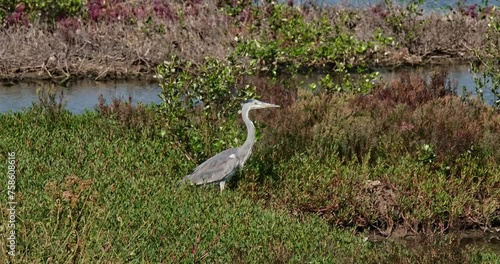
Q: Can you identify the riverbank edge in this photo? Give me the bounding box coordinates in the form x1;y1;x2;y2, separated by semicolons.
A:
0;57;476;83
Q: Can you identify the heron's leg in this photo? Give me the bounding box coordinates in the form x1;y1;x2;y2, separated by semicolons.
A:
219;181;225;192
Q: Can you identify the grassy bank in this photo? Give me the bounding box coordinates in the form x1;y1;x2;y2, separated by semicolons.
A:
0;0;498;81
0;72;499;262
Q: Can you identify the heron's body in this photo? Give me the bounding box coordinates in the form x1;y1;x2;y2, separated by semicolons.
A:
182;99;279;191
183;148;240;190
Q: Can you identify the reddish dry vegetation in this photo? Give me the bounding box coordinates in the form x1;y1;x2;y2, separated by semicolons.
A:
353;72;499;163
249;72;499;235
96;94;155;130
265;71;499;165
0;1;496;81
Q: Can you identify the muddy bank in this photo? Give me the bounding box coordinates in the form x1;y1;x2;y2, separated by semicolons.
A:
0;1;494;82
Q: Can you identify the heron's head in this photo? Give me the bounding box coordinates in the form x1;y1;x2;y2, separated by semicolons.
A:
242;99;280;110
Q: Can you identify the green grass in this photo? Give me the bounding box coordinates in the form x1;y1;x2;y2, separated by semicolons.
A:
0;110;360;263
0;106;497;263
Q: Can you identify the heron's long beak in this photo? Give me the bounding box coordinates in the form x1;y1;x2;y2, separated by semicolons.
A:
262;102;280;108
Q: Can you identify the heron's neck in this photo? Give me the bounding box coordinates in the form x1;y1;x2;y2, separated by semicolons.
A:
241;107;255;151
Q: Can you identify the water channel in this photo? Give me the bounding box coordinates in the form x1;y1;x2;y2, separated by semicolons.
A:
0;64;496;114
0;78;162;114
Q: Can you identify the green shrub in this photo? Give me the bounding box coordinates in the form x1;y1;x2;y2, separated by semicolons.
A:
470;5;500;109
155;55;256;163
232;3;377;75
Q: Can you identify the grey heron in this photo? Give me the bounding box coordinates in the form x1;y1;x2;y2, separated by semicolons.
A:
182;99;280;191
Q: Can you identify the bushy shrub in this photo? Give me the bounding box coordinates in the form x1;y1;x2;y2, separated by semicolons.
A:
155;56;257;163
232;2;381;76
96;94;155;133
32;85;67;123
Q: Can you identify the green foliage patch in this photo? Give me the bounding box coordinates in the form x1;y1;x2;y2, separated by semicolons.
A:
231;2;385;80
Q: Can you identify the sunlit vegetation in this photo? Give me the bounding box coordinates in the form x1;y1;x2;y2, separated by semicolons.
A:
1;0;499;262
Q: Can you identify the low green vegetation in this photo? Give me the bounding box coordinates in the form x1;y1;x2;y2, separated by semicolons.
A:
0;0;84;24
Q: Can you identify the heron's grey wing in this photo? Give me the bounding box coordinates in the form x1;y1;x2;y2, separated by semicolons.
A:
185;148;240;185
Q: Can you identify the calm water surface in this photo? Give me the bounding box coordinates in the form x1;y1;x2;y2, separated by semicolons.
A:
0;79;162;114
300;64;497;105
0;64;497;114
